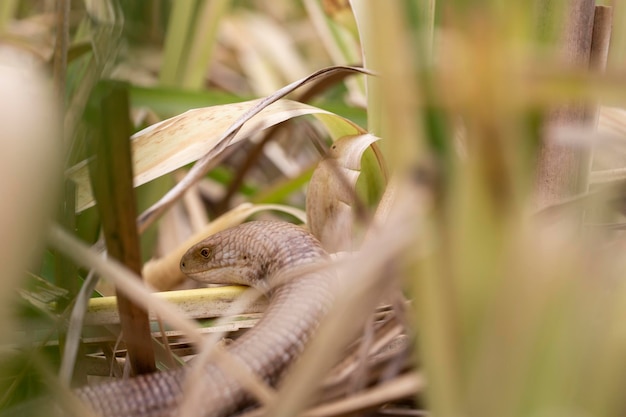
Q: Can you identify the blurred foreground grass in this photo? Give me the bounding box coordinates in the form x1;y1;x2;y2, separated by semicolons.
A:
2;1;626;416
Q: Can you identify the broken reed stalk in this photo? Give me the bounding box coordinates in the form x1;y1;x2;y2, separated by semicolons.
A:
534;1;612;209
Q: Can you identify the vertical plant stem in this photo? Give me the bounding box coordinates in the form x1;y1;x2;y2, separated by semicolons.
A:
304;0;366;100
583;5;613;227
350;0;382;136
160;0;197;86
89;81;156;375
586;6;613;165
181;0;231;89
534;0;597;209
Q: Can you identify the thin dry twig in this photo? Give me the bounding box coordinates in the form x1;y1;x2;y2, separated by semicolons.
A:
48;224;204;344
322;321;408;399
241;372;424;417
302;372;425;417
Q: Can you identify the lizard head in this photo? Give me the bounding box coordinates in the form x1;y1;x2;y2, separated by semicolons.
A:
179;221;325;294
180;234;271;293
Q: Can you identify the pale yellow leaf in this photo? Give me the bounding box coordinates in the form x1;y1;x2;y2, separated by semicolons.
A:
86;286;267;326
67;98;361;212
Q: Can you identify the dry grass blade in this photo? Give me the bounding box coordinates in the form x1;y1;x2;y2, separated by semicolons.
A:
302;372;424;417
59;269;98;384
321;320;410;402
534;0;605;209
180;0;231;89
47;224;204;347
68;98;346;212
222;12;310;94
136;65;373;232
302;0;365;104
239;373;424;417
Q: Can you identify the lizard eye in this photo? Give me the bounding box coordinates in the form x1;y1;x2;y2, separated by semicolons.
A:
199;247;212;259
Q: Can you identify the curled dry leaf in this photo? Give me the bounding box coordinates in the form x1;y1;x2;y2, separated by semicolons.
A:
306;133;382;252
67;98;362;212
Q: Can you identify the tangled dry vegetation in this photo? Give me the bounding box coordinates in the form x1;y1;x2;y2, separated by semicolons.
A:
2;1;626;416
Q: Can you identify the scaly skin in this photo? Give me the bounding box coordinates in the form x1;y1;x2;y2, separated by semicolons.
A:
75;221;335;417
